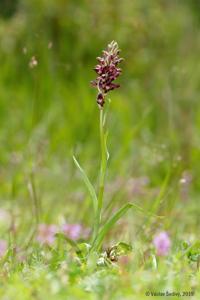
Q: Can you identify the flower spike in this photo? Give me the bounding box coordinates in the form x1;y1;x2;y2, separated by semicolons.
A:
91;41;123;108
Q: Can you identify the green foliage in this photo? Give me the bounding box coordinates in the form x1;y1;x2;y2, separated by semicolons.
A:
73;155;98;214
0;0;200;299
183;241;200;263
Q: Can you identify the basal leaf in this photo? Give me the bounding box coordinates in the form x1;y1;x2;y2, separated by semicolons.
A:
73;155;98;214
92;202;162;252
56;233;80;251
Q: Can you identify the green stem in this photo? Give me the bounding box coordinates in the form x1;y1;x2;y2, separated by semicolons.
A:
98;109;107;211
29;172;40;225
92;108;107;243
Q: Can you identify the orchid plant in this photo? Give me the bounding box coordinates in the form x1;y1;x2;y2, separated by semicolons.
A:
73;41;152;263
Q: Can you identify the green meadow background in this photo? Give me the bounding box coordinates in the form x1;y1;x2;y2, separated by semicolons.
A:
0;0;200;299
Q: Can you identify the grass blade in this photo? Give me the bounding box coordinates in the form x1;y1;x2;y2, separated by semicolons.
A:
136;169;171;238
150;167;171;213
73;155;98;214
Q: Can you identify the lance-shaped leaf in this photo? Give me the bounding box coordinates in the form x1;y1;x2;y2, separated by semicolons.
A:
92;202;162;251
73;155;98;214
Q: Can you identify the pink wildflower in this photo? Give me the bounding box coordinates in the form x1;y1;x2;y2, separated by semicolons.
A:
153;231;171;256
36;224;58;246
0;240;7;258
61;223;90;240
61;223;82;240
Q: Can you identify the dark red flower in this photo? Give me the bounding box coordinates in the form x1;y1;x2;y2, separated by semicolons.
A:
91;41;123;108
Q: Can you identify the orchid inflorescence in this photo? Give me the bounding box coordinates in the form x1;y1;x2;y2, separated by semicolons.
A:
91;41;123;108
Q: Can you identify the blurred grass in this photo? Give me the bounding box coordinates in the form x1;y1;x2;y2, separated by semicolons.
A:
0;1;199;231
0;1;200;299
0;1;199;204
